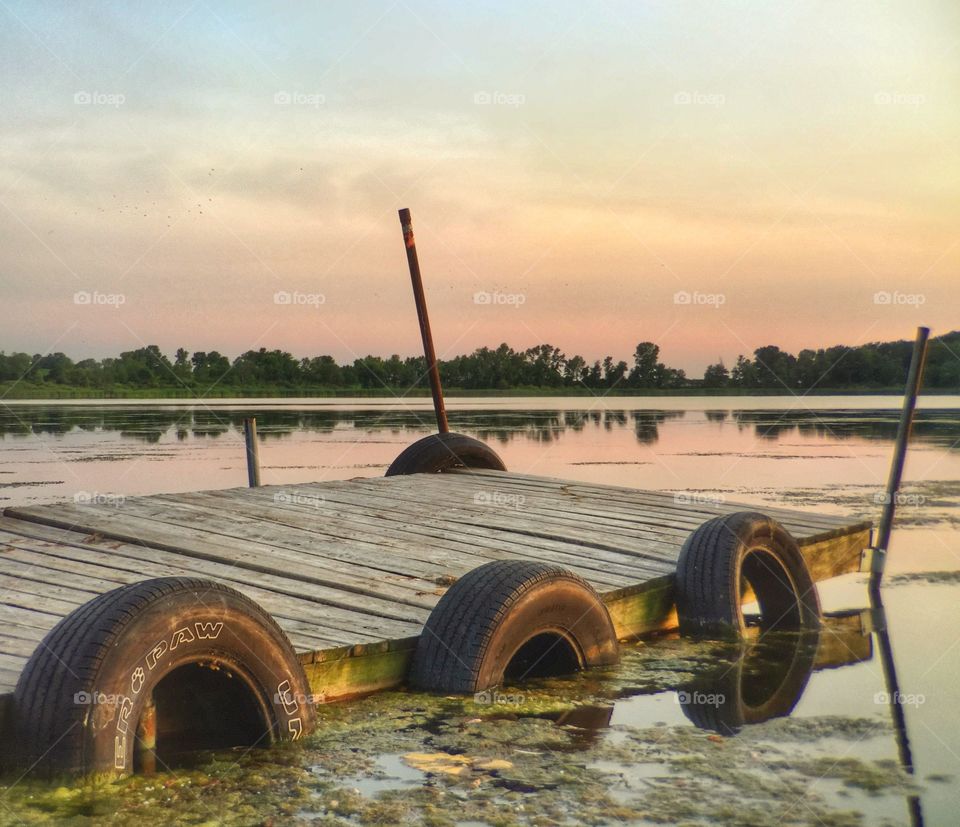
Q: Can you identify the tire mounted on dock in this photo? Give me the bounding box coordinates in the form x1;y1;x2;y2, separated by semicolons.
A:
675;511;821;637
385;432;506;476
13;577;314;777
410;560;619;693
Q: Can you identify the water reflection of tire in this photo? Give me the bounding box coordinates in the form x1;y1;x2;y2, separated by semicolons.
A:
680;630;820;735
675;512;821;637
409;560;619;693
14;578;314;777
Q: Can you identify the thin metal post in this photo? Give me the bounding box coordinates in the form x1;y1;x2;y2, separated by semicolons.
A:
870;326;930;594
244;417;261;487
398;208;449;434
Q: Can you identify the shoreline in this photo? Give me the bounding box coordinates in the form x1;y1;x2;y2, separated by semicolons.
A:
3;385;959;402
2;393;959;411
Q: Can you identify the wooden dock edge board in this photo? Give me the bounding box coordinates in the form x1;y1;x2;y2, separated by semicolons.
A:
295;525;872;702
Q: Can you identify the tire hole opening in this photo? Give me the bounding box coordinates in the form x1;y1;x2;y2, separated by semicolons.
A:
504;633;581;683
137;662;269;771
742;550;802;631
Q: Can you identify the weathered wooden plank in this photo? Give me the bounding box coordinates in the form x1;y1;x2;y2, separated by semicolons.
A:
289;482;682;570
602;576;677;640
199;489;656;586
302;639;418;702
419;472;858;538
175;491;637;589
145;494;467;585
437;470;864;534
0;653;27;677
308;474;843;565
322;477;711;543
0;635;45;659
0;669;21;695
0;604;62;632
801;528;870;581
0;531;426;645
2;519;423;615
0;570;101;602
0;572;342;653
3;506;436;617
15;496;445;596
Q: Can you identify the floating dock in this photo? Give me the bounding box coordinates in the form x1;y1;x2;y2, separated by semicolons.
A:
0;468;870;713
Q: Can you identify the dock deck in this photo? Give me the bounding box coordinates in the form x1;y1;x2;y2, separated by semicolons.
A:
0;469;871;703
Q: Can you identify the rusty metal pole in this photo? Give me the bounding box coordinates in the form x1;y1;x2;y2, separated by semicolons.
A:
869;326;930;596
398;208;449;433
244;417;261;487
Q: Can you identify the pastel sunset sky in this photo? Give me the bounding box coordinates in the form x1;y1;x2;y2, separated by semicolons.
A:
1;1;957;375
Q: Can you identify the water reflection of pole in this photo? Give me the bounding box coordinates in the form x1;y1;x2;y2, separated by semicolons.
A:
871;596;924;826
868;326;930;827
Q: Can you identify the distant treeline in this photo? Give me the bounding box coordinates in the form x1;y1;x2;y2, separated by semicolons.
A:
1;332;958;394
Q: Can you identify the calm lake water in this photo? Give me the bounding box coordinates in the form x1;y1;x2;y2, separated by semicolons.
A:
1;396;959;826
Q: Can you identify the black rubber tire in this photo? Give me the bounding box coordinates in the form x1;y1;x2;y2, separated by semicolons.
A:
13;577;315;778
385;432;506;476
409;560;619;693
680;630;819;735
675;511;821;637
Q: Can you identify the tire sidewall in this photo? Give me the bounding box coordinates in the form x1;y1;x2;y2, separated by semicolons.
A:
476;579;618;690
734;520;820;631
74;593;312;774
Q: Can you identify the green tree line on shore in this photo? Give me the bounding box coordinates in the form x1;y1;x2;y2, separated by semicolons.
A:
1;332;958;393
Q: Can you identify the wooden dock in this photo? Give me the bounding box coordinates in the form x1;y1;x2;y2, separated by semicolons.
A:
0;469;870;711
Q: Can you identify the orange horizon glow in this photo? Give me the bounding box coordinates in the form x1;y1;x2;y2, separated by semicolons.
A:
1;2;957;376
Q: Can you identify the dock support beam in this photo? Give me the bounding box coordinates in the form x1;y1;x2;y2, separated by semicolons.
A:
398;208;449;434
869;326;930;596
244;417;261;488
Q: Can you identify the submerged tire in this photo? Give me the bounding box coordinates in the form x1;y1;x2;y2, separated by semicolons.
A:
680;630;819;735
675;512;821;637
385;432;506;476
14;577;314;778
410;560;619;693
